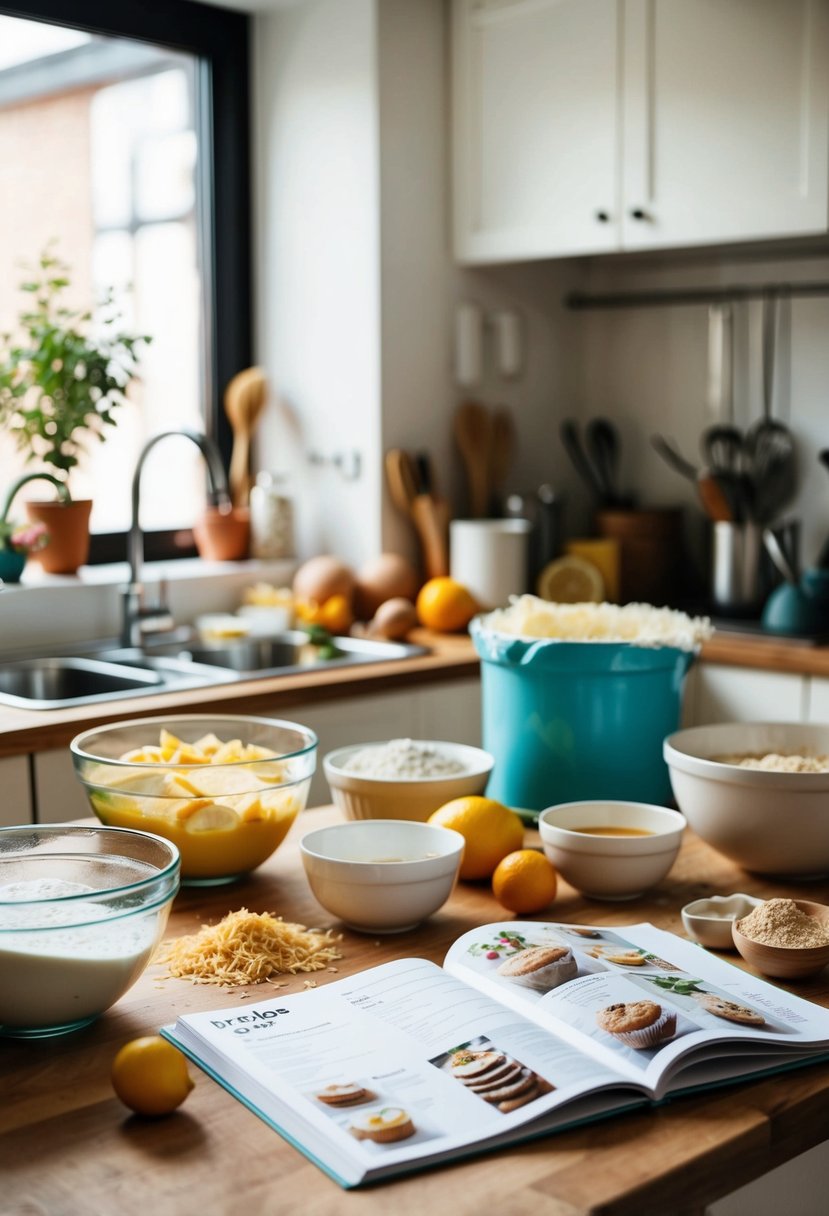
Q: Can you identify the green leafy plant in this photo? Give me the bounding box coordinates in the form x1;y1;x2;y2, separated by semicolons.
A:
0;248;150;484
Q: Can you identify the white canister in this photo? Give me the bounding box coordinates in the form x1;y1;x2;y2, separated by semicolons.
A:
249;472;295;559
449;518;531;609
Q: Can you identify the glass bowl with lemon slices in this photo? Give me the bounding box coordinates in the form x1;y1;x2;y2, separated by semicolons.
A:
70;714;317;885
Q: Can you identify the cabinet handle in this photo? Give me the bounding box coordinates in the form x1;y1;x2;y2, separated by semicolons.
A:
629;207;651;221
595;210;610;223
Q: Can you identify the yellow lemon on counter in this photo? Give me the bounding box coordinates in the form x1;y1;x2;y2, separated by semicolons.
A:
295;594;354;634
492;849;558;914
536;555;604;604
111;1036;194;1117
428;795;523;880
416;577;478;632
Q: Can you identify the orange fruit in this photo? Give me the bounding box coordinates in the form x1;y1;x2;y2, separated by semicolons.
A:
416;577;478;632
536;555;604;604
111;1036;194;1117
428;795;523;880
492;849;558;914
295;594;354;634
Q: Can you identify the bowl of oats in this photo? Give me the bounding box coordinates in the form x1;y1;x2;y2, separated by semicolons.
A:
664;722;829;876
323;738;494;822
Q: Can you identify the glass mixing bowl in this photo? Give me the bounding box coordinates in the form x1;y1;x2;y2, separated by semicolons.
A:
0;824;179;1038
70;714;318;884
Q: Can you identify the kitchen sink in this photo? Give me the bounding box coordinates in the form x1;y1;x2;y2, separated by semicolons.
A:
0;654;235;710
130;630;429;677
0;631;428;710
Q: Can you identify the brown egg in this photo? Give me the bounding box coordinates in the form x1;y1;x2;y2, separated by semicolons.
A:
366;597;419;640
292;555;356;607
354;553;420;619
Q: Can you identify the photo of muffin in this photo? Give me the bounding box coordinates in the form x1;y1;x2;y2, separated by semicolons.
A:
315;1082;374;1108
497;945;577;992
349;1106;416;1144
695;994;766;1026
596;1000;678;1050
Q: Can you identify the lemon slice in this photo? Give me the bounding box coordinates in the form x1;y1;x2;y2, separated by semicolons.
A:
536;555;605;604
177;802;240;833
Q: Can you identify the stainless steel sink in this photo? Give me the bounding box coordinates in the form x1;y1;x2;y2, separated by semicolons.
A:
0;654;235;710
138;630;428;677
0;631;427;709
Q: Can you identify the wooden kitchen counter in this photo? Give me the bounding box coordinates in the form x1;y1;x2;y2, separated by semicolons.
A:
4;807;828;1216
3;624;829;760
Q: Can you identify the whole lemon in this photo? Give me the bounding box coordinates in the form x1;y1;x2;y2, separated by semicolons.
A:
492;849;558;914
111;1035;195;1117
416;577;478;632
429;795;523;880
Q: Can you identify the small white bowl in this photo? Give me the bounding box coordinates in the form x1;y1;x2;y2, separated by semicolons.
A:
538;801;686;901
299;819;465;933
681;893;762;950
322;741;494;823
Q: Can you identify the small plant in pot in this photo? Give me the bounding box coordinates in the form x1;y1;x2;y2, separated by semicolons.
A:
0;249;150;573
0;472;69;584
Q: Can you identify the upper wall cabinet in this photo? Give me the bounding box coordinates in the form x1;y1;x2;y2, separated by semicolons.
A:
452;0;829;263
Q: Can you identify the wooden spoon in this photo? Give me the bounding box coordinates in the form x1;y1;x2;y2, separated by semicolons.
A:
454;401;493;517
489;406;515;513
225;367;268;507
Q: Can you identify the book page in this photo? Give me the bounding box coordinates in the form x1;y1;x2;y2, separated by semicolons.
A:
165;958;639;1184
445;922;829;1095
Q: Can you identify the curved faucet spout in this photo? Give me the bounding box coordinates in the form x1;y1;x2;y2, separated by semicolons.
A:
123;428;231;646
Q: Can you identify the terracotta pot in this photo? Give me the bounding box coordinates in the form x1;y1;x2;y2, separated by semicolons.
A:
24;499;92;574
193;506;250;561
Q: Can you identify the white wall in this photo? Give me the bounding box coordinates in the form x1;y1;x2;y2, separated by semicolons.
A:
252;0;382;565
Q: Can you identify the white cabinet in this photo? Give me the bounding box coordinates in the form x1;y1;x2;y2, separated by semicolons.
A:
806;676;829;721
691;664;806;725
0;756;33;826
453;0;829;262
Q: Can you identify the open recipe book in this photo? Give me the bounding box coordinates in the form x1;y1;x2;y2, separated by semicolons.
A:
162;920;829;1188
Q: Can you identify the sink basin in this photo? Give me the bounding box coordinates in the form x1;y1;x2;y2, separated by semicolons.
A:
142;630;428;676
0;632;427;710
0;654;234;710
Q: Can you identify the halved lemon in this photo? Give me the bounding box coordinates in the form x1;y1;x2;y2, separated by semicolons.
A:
536;555;605;604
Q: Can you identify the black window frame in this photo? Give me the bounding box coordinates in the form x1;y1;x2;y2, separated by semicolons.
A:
0;0;252;563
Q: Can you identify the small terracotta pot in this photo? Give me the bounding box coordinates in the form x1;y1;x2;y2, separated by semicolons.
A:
193;506;250;561
24;499;92;574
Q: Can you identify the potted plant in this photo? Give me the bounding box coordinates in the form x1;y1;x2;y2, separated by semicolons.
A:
0;249;150;573
0;472;69;583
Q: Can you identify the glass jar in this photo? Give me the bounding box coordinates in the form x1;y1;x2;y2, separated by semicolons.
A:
249;472;295;559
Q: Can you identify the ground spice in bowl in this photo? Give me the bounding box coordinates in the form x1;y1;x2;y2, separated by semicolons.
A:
736;899;829;949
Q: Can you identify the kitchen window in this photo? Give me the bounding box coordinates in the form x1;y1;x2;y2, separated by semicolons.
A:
0;0;251;563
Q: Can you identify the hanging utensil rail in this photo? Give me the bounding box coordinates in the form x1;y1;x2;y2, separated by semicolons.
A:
566;281;829;310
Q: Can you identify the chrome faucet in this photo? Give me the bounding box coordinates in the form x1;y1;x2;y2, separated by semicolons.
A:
121;428;231;647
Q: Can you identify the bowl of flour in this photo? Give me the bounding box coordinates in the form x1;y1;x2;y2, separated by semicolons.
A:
323;738;494;822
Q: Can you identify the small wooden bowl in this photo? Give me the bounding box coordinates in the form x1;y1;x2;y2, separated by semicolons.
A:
732;900;829;980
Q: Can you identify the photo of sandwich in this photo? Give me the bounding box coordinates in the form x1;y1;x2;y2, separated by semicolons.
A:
314;1082;375;1108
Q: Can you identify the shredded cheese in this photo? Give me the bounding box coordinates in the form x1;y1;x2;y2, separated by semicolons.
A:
155;907;343;986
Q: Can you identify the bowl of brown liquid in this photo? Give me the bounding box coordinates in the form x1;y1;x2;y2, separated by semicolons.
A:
538;801;686;901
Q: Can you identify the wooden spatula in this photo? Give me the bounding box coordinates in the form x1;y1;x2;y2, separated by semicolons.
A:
224;367;268;507
454;401;493;517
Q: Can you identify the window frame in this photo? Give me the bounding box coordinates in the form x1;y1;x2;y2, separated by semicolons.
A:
0;0;252;563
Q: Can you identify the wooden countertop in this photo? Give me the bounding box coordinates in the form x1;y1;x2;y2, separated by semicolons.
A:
4;807;828;1216
3;626;829;759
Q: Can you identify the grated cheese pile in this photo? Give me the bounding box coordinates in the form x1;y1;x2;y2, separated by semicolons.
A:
155;907;343;986
480;596;712;652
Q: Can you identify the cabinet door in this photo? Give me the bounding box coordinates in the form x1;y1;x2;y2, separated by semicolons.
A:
622;0;829;250
806;676;829;721
35;749;94;824
692;664;806;725
0;756;33;826
453;0;620;261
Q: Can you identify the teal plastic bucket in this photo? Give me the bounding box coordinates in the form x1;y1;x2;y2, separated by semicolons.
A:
470;618;695;811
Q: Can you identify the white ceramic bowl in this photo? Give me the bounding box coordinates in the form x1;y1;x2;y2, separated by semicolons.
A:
538;801;686;901
322;741;494;823
664;722;829;876
680;893;762;950
299;819;465;932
